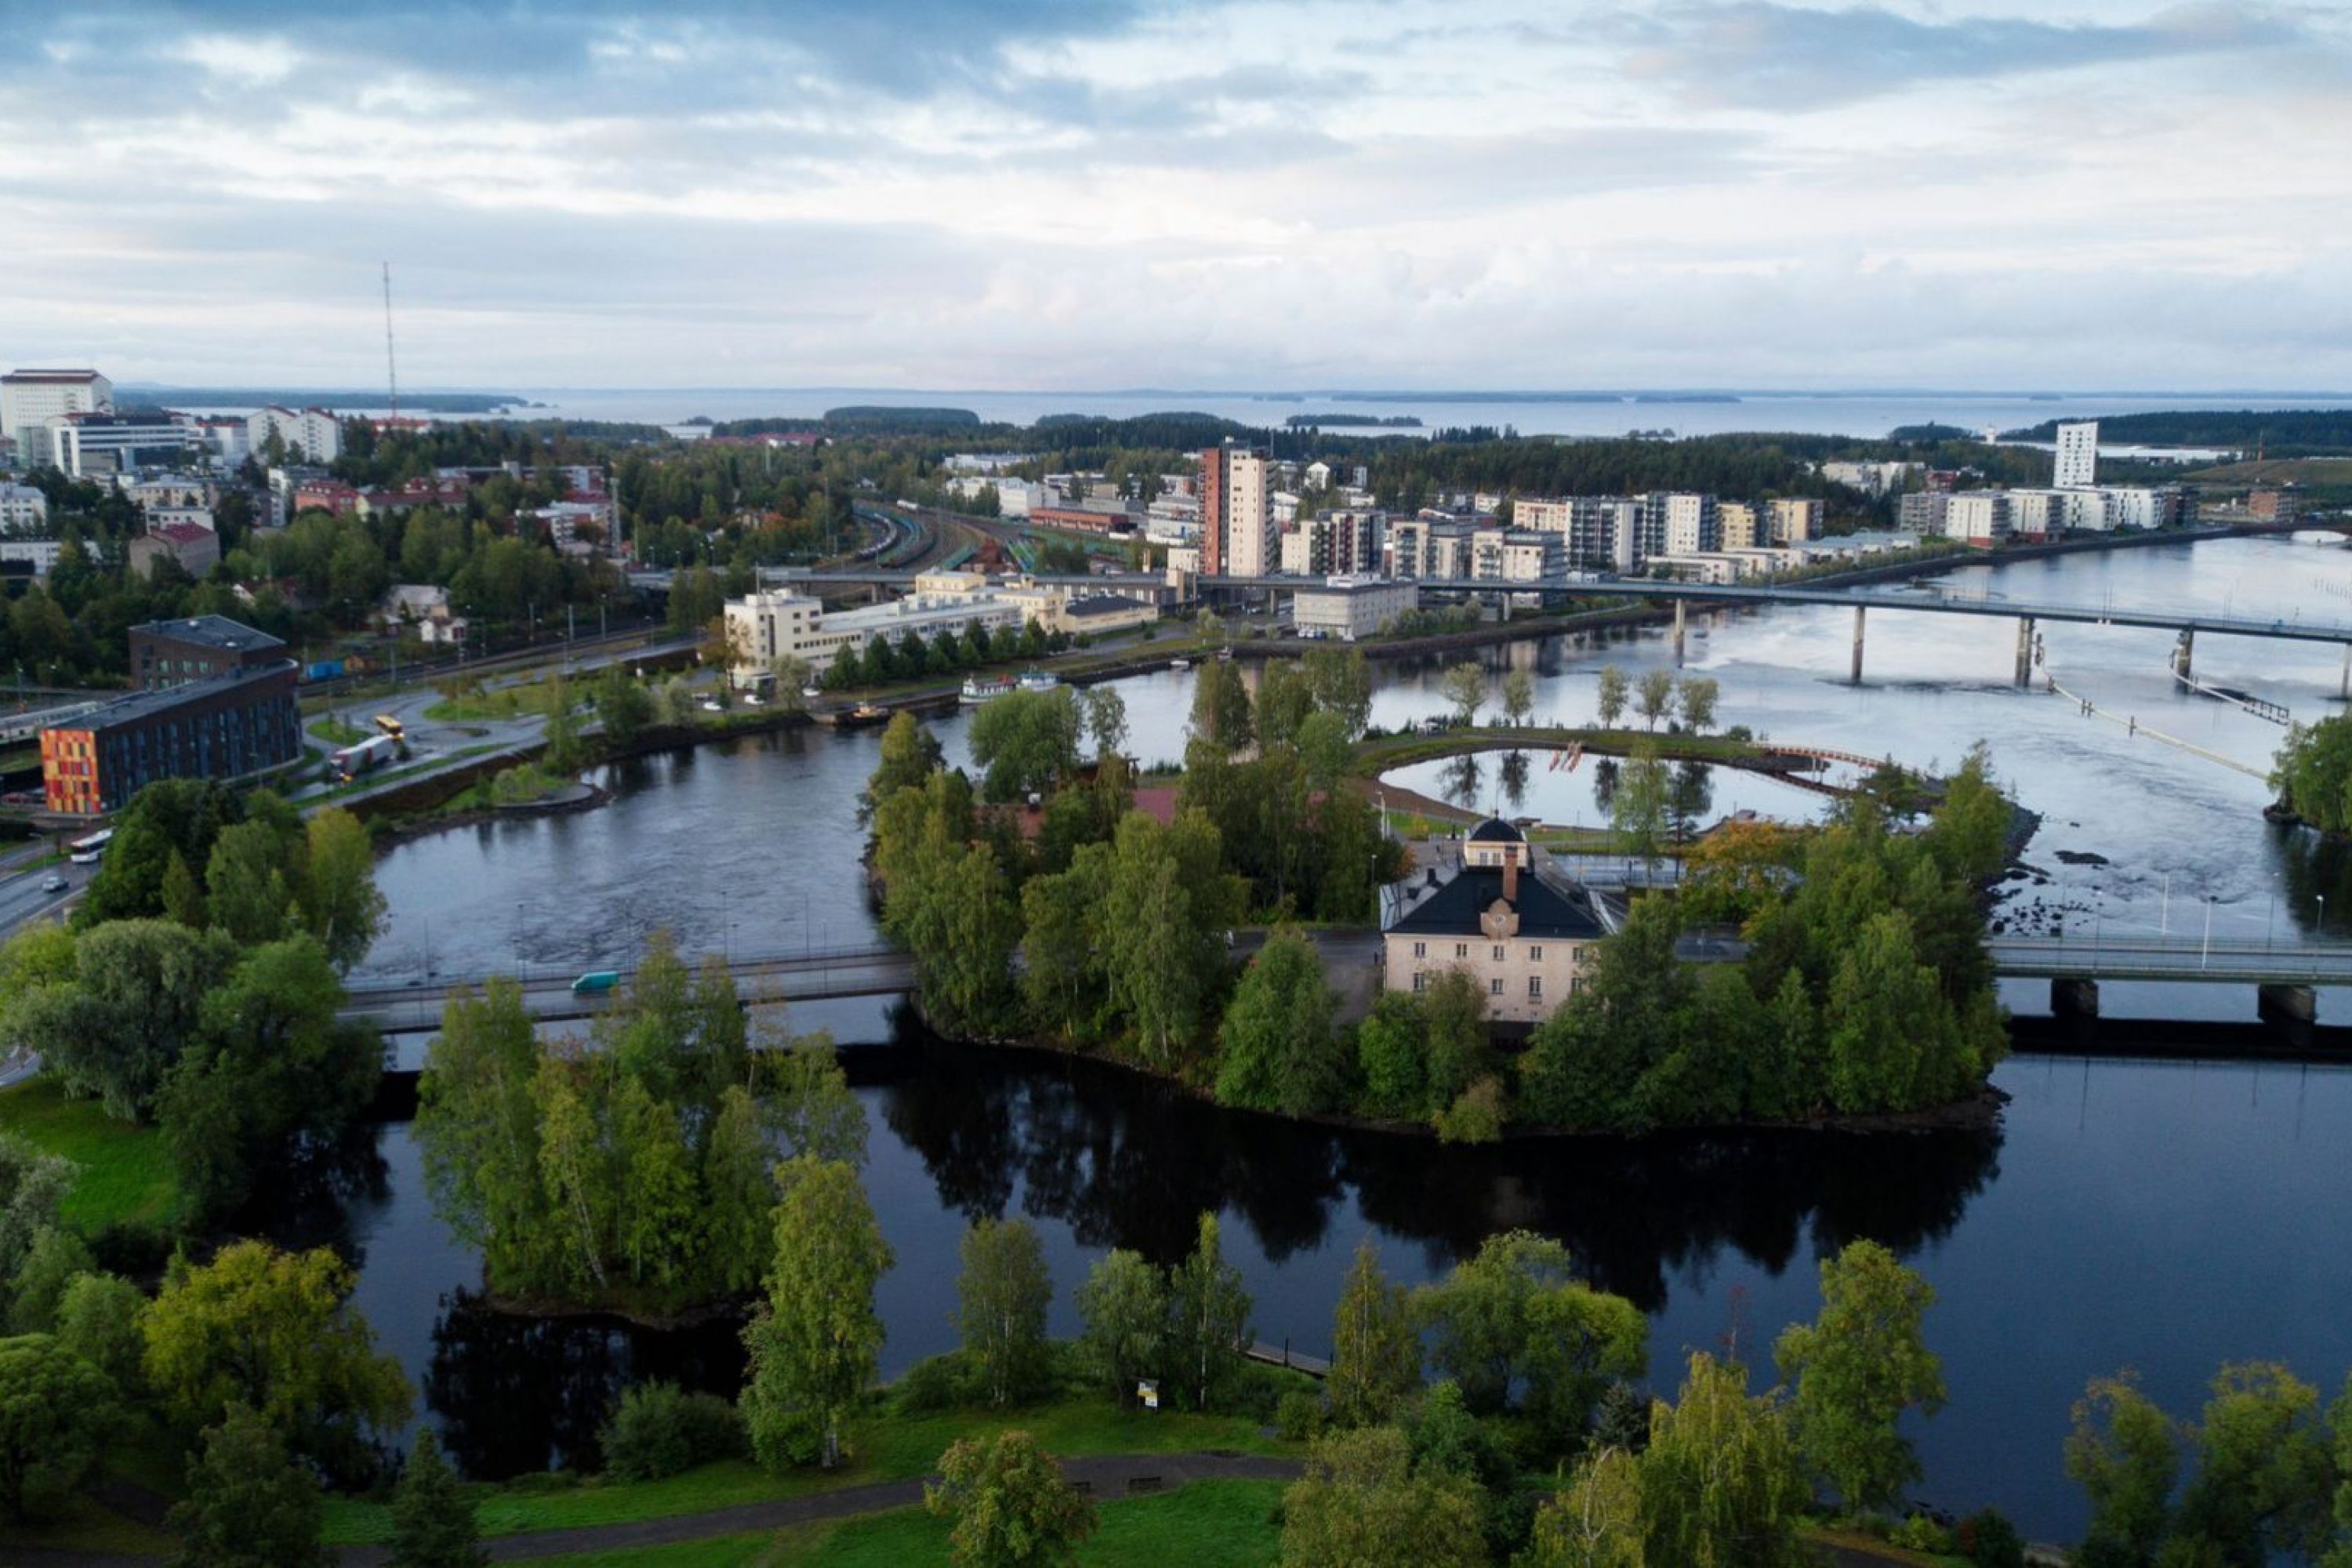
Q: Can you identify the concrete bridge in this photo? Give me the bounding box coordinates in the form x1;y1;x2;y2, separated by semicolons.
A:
1989;934;2352;1025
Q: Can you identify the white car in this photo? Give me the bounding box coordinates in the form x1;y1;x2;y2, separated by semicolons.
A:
699;699;724;713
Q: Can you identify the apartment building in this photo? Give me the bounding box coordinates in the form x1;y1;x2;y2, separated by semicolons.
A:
247;405;344;463
0;482;46;533
41;660;301;815
2055;422;2099;489
1769;498;1822;543
1944;492;2013;547
2;368;110;465
1199;444;1271;576
1718;503;1760;550
1655;493;1719;557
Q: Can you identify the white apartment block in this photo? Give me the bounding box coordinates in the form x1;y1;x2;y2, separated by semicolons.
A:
1293;577;1419;641
0;482;48;533
0;537;62;577
1819;459;1915;496
2054;422;2099;490
2;369;110;464
2007;490;2071;537
725;578;1027;681
247;405;343;463
1661;493;1719;556
1944;492;2012;546
1769;498;1821;543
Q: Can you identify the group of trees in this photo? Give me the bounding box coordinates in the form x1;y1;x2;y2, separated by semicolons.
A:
0;782;387;1218
1515;749;2012;1132
1591;664;1718;735
415;942;867;1313
2272;715;2352;833
821;617;1070;691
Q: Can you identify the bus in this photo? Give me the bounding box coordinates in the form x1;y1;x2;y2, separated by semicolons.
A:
67;828;113;864
372;713;405;740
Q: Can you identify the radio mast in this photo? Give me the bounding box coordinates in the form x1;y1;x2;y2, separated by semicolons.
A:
382;262;400;423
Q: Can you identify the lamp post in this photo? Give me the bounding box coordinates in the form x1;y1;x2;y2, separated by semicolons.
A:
2202;896;2212;970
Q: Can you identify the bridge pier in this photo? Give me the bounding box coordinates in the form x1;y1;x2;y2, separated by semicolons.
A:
2051;977;2100;1018
2016;616;2036;686
1673;600;1686;666
1850;605;1865;684
2339;644;2349;702
2258;982;2317;1025
2173;628;2194;679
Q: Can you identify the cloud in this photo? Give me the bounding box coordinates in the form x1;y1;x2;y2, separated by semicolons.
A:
1597;2;2319;107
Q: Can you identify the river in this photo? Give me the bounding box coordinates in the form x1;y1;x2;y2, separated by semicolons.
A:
321;535;2352;1541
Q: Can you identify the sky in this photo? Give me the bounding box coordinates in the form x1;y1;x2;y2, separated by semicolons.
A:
3;0;2349;393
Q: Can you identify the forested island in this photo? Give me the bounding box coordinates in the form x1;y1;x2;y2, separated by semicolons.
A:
861;653;2014;1141
2002;408;2352;453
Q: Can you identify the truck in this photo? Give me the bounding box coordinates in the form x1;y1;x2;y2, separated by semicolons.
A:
327;732;402;782
571;971;621;995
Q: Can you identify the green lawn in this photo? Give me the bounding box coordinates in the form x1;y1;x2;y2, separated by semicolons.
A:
525;1479;1286;1568
0;1075;186;1231
322;1392;1296;1546
308;716;370;746
0;1492;179;1559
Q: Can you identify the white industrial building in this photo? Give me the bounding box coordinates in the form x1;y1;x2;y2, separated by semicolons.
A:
2;369;110;466
1292;577;1419;641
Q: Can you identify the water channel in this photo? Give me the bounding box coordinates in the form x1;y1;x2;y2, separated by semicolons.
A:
321;536;2352;1541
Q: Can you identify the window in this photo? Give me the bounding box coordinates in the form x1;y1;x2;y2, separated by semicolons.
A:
1491;944;1504;962
1528;945;1543;961
1455;943;1469;960
1413;971;1427;993
1529;976;1543;999
1412;942;1426;959
1490;978;1504;996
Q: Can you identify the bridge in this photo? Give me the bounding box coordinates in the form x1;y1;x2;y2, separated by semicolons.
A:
629;557;2352;691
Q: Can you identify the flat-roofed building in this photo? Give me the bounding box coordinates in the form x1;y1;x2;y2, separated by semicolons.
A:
129;615;288;690
1769;498;1822;543
1199;443;1271;576
1944;492;2012;547
2055;421;2099;489
247;405;343;463
40;660;300;815
0;482;46;533
1719;503;1760;550
2;369;110;464
1293;576;1417;641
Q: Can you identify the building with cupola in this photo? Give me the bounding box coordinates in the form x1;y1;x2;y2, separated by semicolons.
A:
1381;817;1617;1026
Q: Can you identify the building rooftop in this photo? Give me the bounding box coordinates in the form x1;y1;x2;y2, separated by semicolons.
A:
1467;816;1524;844
131;614;284;652
62;659;297;735
3;368;104;383
1062;594;1149;620
1386;862;1606;942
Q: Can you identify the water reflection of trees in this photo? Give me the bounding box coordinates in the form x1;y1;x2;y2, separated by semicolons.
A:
424;1294;744;1481
1440;753;1486;810
1592;757;1620;815
2271;821;2352;941
1668;762;1715;840
1500;751;1530;812
876;1029;2002;1311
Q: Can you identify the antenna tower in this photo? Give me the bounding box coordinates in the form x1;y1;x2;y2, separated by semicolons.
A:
382;262;400;423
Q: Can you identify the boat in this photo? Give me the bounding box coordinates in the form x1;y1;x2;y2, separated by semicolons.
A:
1016;669;1060;692
962;673;1018;700
1170;658;1191;670
837;702;893;730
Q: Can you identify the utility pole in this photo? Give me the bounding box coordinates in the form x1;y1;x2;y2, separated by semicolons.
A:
382;263;400;423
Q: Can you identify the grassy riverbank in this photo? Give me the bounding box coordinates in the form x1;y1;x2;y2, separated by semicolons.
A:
0;1075;186;1232
318;1387;1302;1546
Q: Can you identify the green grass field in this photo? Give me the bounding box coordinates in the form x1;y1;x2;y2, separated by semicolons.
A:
521;1478;1287;1568
322;1392;1294;1546
0;1075;186;1231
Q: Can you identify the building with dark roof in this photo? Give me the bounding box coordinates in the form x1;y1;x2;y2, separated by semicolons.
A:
1383;817;1613;1025
129;615;287;690
39;660;300;815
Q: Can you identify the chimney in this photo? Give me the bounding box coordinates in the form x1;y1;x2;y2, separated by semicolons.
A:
1502;854;1519;904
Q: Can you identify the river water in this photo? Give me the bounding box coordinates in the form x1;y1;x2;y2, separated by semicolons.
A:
322;535;2352;1540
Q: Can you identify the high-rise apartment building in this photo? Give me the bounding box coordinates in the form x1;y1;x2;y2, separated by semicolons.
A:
247;405;344;464
1769;498;1822;543
2;368;111;466
2055;422;2099;489
1718;503;1759;550
1198;444;1271;576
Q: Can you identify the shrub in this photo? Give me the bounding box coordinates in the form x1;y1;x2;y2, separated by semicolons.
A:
1956;1507;2026;1568
1432;1077;1505;1145
895;1351;978;1414
598;1381;745;1482
1275;1391;1325;1443
1889;1514;1952;1554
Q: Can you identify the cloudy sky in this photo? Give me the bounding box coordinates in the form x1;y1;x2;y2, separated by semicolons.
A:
4;1;2348;391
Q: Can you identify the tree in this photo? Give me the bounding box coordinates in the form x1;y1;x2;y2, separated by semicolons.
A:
2066;1373;2181;1568
302;808;386;970
1328;1240;1419;1428
1635;669;1675;731
970;687;1083;803
1773;1239;1946;1514
1189;659;1254;751
204;817;301;944
593;665;656;748
14;918;230;1120
1595;666;1629;728
5;1225;92;1334
1167;1212;1251;1414
1301;646;1373;737
1412;1231;1646;1454
540;676;584;771
53;1272;146;1396
742;1156;893;1468
1083;685;1129;761
166;1405;332;1568
1639;1353;1811;1568
1525;1446;1646;1568
2172;1363;2334;1566
1439;662;1488;726
1279;1425;1486;1568
387;1427;486;1568
416;980;545;1292
1676;675;1719;735
761;1036;871;1166
140;1240;412;1485
1075;1249;1165;1407
927;1429;1099;1568
1501;668;1537;728
0;1137;72;1323
0;1334;116;1523
1610;746;1670;867
956;1218;1054;1408
1355;993;1430;1121
1214;929;1341;1116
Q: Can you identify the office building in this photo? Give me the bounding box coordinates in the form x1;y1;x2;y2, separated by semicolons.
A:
2055;422;2099;489
247;405;344;463
0;482;47;533
129;615;289;690
2;369;110;465
1293;577;1418;641
48;413;197;478
40;660;301;815
1199;444;1271;576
